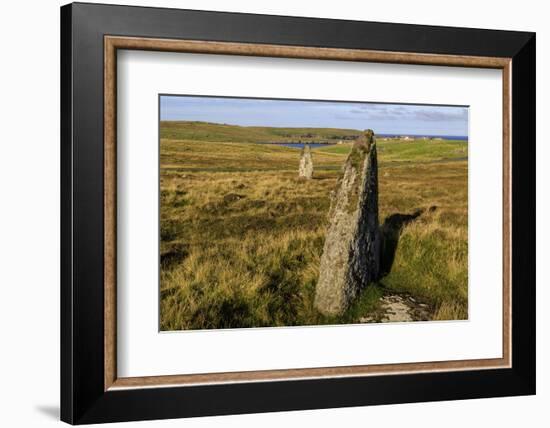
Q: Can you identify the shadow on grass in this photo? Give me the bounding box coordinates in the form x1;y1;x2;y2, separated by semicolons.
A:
379;206;436;277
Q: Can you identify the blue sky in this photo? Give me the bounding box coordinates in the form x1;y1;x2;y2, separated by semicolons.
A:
160;95;468;136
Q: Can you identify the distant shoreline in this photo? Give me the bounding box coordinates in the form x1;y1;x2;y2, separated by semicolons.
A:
377;134;468;141
257;135;468;146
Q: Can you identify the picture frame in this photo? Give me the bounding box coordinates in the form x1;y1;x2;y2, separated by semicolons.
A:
61;2;535;424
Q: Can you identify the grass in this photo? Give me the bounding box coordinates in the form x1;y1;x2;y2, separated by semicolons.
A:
317;139;467;162
161;120;361;143
377;162;468;320
160;124;468;330
160;139;347;171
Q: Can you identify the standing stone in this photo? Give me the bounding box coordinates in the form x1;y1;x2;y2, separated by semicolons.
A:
298;143;314;179
314;130;381;315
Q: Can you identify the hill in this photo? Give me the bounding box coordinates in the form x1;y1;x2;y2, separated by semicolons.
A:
160;121;362;143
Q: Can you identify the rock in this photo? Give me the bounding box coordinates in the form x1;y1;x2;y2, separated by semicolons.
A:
298;143;313;179
358;292;432;323
223;193;244;204
378;295;413;322
314;130;381;315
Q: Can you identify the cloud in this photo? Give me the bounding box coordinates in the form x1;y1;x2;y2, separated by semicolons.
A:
347;104;468;122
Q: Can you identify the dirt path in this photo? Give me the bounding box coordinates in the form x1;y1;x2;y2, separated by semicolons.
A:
360;292;432;323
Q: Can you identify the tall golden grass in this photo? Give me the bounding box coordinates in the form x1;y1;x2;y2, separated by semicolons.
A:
160;138;468;330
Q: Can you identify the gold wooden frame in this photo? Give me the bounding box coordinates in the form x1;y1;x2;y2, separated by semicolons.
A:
104;35;512;391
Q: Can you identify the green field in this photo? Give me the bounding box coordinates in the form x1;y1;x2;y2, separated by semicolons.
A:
160;121;361;143
160;122;468;330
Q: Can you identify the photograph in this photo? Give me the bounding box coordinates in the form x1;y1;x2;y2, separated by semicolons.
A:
54;2;536;424
159;95;469;331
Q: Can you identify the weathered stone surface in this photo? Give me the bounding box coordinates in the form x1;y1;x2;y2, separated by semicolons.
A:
298;143;313;179
314;130;381;315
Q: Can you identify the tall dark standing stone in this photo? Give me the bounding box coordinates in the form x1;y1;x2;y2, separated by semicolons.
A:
298;143;314;179
314;130;381;315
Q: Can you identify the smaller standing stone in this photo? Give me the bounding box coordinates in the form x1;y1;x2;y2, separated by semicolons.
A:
298;143;314;179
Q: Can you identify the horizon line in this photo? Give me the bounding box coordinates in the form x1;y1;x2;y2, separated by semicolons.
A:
159;120;468;137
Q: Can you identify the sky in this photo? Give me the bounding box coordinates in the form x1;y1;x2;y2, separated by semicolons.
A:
160;95;469;137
